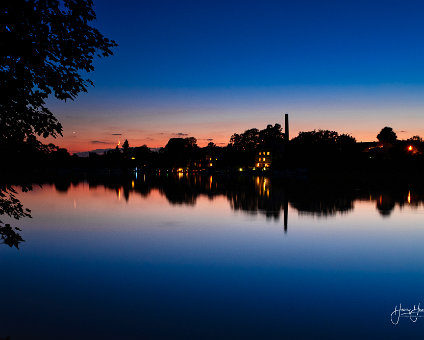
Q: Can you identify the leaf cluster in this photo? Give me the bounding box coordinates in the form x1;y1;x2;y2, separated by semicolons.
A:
0;0;117;143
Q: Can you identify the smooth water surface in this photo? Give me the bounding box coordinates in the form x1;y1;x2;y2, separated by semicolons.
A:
1;175;424;339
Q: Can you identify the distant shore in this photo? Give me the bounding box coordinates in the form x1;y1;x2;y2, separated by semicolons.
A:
2;166;424;190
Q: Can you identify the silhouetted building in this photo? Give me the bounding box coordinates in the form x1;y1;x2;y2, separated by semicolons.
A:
255;150;272;169
192;155;218;170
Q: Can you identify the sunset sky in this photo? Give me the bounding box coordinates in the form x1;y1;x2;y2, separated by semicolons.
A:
46;0;424;153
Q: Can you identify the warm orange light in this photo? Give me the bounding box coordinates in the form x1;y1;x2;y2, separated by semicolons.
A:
131;180;135;189
408;145;413;151
408;190;411;204
131;157;135;160
209;163;213;167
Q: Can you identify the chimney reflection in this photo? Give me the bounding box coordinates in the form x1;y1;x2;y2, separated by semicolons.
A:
284;197;288;233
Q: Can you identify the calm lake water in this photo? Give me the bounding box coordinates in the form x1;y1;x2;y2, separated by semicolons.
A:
1;174;424;339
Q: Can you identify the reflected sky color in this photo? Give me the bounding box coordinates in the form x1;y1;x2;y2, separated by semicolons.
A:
2;180;424;338
41;0;424;153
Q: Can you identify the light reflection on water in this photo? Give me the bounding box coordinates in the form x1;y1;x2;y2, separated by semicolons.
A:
1;175;424;339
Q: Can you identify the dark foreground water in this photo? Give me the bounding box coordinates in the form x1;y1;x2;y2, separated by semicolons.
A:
1;174;424;339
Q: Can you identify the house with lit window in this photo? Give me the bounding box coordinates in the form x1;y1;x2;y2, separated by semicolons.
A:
192;155;219;170
205;155;216;168
255;150;272;169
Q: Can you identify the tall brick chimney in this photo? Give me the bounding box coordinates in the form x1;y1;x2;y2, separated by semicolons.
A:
285;113;289;144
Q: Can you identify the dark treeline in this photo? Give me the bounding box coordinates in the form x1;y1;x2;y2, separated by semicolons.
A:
3;125;424;176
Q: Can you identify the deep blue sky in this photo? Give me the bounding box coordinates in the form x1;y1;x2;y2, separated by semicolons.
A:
50;0;424;152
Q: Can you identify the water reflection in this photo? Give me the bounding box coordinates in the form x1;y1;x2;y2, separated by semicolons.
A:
44;173;424;222
3;174;424;249
3;177;424;339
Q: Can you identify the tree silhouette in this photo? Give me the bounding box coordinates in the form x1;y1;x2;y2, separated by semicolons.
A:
229;124;285;152
292;130;355;149
258;124;284;146
163;137;199;168
407;135;423;143
377;127;397;144
0;0;117;149
229;128;260;152
0;185;30;249
133;145;154;169
290;130;356;169
122;139;130;155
